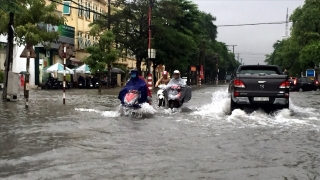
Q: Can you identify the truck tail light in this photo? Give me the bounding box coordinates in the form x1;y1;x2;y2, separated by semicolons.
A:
316;80;319;85
234;79;245;88
294;79;297;85
279;80;290;88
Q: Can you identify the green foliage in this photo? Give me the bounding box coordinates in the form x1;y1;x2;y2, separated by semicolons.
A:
0;0;65;46
0;70;4;83
84;30;118;74
266;0;320;76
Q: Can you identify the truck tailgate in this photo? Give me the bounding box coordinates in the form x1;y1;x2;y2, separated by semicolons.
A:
238;74;287;92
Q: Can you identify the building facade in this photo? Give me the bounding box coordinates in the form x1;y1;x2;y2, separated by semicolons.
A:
4;0;164;87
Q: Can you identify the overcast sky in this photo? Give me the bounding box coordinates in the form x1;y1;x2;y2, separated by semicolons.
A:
192;0;305;65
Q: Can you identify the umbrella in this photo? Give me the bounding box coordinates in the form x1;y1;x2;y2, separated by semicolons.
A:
19;71;27;75
110;67;125;74
44;63;74;74
74;64;91;74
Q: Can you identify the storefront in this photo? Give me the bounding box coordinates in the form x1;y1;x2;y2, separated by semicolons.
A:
34;24;76;86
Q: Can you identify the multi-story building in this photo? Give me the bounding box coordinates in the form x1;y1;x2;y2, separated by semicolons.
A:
1;0;163;87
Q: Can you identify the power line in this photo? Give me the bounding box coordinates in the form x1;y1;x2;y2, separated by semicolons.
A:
217;21;288;27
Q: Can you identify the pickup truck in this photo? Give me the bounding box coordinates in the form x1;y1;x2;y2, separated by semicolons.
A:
228;65;289;114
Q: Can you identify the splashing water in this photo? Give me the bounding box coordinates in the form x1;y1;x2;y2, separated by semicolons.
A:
75;108;120;117
191;89;320;129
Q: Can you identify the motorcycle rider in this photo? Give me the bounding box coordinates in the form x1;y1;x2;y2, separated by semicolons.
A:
167;70;186;87
118;69;148;105
155;71;170;87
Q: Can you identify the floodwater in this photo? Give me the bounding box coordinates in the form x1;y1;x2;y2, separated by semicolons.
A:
0;85;320;180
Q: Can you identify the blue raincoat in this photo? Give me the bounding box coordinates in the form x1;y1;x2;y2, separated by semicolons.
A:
118;72;148;104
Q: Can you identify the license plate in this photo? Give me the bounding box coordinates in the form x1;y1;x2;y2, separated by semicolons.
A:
253;97;269;101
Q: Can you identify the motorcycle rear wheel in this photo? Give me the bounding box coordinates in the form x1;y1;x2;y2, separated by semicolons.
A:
158;99;163;107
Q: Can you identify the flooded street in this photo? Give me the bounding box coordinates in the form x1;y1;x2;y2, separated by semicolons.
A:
1;85;320;180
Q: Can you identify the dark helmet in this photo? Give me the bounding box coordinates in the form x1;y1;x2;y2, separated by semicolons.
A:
130;69;138;74
130;69;139;78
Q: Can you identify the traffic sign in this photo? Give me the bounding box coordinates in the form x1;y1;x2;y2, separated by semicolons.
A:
306;69;315;77
58;43;74;60
20;43;37;58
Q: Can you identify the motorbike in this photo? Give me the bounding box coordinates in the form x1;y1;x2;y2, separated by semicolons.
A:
122;90;143;117
44;78;62;89
167;85;184;109
157;84;167;107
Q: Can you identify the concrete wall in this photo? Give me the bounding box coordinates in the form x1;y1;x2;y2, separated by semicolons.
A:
0;35;36;86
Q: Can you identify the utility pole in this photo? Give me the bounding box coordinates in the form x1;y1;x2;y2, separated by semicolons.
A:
2;12;14;100
147;0;153;76
199;41;205;84
24;45;31;108
227;45;237;54
107;0;111;88
284;7;289;39
241;58;243;65
216;54;219;85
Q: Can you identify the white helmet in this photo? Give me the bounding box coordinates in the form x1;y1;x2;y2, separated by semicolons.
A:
173;70;180;74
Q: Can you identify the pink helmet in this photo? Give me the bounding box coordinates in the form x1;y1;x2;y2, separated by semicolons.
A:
162;71;168;75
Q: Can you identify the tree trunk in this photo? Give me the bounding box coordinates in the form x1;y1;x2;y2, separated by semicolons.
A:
98;70;102;93
136;57;142;75
152;63;157;86
108;63;111;88
187;66;191;85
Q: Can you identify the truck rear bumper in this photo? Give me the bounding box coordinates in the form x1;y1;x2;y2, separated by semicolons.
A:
232;96;289;105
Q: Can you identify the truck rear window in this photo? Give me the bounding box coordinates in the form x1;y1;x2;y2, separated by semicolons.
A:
239;66;281;75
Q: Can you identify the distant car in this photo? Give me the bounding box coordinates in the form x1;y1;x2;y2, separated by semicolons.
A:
289;77;319;92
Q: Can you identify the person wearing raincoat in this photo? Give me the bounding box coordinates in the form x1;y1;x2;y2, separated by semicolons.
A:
118;69;148;105
164;70;192;103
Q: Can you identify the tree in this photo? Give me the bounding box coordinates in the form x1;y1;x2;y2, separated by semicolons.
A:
266;0;320;76
84;30;118;93
0;0;65;46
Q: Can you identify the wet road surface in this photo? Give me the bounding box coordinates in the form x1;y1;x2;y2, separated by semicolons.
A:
1;85;320;179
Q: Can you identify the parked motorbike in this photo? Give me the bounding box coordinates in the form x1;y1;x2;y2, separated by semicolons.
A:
157;84;167;107
44;78;62;89
167;85;184;109
122;90;142;117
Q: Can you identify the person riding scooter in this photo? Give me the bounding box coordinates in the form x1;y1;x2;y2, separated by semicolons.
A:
118;69;149;105
155;71;170;107
167;70;186;87
155;71;171;87
164;70;192;108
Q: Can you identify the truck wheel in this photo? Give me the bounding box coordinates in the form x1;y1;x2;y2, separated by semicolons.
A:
230;99;238;115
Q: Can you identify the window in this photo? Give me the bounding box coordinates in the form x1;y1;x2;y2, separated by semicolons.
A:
78;0;83;17
239;66;281;75
78;32;85;50
85;2;91;19
63;1;71;15
93;5;99;20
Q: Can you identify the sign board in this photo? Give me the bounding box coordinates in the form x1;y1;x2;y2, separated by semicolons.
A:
190;66;196;72
200;65;204;79
35;24;75;50
306;69;315;77
20;43;37;58
58;43;74;60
